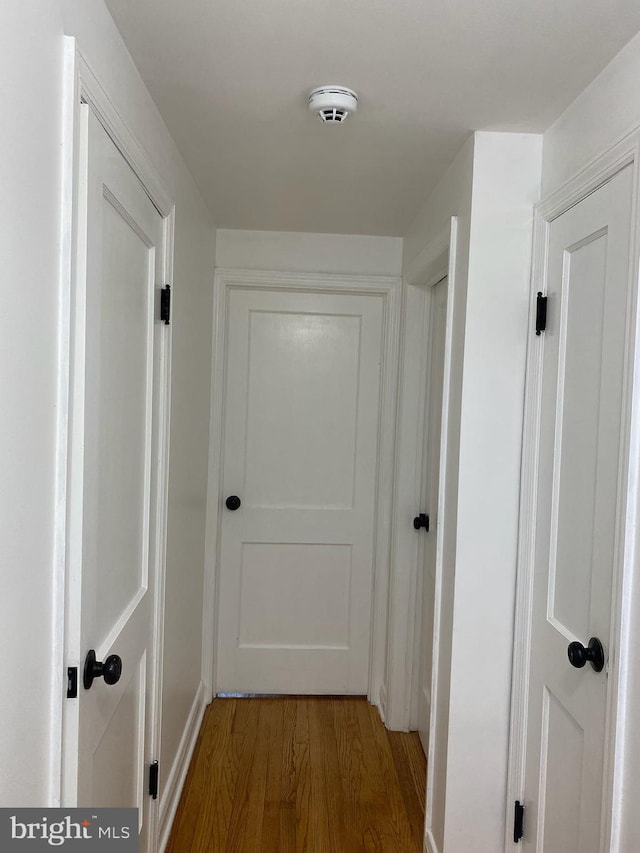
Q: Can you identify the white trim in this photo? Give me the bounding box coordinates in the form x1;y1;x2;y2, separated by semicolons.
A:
49;35;79;807
386;218;457;733
148;195;175;853
158;681;207;852
540;128;638;224
203;268;402;709
75;52;173;217
378;682;388;724
56;39;175;853
202;272;228;702
424;219;458;847
425;828;439;853
506;130;640;851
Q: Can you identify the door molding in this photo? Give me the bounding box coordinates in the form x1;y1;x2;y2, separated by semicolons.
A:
55;38;175;838
203;268;401;709
385;218;458;735
506;130;640;851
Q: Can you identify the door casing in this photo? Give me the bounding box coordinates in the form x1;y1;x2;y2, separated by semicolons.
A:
203;269;401;711
506;133;640;851
55;39;175;848
386;218;458;738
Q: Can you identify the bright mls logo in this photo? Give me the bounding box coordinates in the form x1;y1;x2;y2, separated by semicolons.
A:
0;809;137;850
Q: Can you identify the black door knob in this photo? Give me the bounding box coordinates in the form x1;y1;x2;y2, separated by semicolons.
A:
413;513;430;532
567;637;605;673
83;649;123;690
225;495;241;511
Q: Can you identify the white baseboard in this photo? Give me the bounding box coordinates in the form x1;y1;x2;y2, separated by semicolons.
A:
425;828;439;853
158;681;207;852
378;682;388;723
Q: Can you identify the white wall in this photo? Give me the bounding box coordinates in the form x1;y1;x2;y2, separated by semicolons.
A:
541;31;640;853
160;189;214;808
402;132;542;852
0;0;215;811
216;229;403;276
0;0;64;807
542;30;640;195
60;0;216;814
445;133;541;852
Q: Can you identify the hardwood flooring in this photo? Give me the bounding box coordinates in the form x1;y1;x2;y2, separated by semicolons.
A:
166;697;426;853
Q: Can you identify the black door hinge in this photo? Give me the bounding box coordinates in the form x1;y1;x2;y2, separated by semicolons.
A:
66;666;78;699
514;800;524;843
149;761;159;800
535;291;547;336
413;513;430;532
160;285;171;325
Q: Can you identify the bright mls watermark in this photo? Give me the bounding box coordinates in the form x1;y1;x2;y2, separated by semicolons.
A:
0;809;137;850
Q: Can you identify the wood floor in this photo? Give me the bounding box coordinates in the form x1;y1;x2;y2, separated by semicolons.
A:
166;697;426;853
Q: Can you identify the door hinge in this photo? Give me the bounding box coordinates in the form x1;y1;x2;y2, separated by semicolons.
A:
413;513;430;532
535;291;547;336
513;800;524;843
66;666;78;699
160;284;171;325
149;760;159;800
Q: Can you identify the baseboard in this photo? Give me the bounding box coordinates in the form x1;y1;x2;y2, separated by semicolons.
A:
158;681;207;852
378;682;388;723
425;828;439;853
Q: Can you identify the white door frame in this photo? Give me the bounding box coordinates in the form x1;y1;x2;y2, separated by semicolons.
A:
202;268;401;710
385;218;458;733
53;39;175;843
407;269;448;734
506;132;640;851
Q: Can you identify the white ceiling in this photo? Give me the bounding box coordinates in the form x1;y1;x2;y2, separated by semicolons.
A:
105;0;640;236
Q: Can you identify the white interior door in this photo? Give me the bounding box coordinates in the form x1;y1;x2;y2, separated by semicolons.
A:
216;286;384;694
522;165;633;851
65;106;168;850
417;276;448;753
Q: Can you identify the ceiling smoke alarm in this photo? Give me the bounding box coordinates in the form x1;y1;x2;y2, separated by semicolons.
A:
308;86;358;123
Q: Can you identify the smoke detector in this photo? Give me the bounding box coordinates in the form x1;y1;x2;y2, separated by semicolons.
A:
308;86;358;123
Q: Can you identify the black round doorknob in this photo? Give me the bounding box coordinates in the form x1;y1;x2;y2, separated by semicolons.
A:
567;637;605;673
225;495;241;511
83;649;123;690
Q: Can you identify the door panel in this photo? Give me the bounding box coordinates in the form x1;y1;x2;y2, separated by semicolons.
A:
87;187;153;647
539;688;584;851
217;287;383;694
244;311;361;509
523;166;633;852
550;229;617;640
68;106;166;851
238;542;352;648
89;654;146;809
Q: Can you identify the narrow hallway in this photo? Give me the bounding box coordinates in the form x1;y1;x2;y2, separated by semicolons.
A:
167;697;426;852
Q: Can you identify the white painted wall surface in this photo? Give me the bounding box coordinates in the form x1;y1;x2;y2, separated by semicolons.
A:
216;229;403;276
542;31;640;195
0;0;64;807
160;197;214;805
401;133;542;852
0;0;214;810
444;133;541;852
59;0;216;811
541;35;640;853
